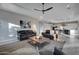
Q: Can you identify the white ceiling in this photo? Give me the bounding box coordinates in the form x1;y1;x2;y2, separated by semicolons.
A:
0;3;79;23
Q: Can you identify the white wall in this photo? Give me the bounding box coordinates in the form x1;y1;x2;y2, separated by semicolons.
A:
37;22;51;35
30;21;52;36
0;9;37;45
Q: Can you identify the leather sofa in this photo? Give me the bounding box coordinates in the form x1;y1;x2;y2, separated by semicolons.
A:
42;30;54;40
17;30;36;41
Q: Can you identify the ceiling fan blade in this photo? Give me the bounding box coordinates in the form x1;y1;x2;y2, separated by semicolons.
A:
44;7;53;11
34;9;42;11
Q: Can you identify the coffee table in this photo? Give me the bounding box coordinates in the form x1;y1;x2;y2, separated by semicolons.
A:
28;36;50;54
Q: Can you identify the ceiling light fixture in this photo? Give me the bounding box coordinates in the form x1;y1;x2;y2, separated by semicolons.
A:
34;3;53;14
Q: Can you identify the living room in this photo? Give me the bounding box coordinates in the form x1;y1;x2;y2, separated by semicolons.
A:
0;3;79;55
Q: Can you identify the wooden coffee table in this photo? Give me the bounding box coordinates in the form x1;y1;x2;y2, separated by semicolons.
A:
28;36;50;53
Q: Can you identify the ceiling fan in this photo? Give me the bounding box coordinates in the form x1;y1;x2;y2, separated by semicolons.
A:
34;3;53;14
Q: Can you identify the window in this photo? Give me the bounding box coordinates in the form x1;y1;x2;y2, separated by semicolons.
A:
8;23;20;37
